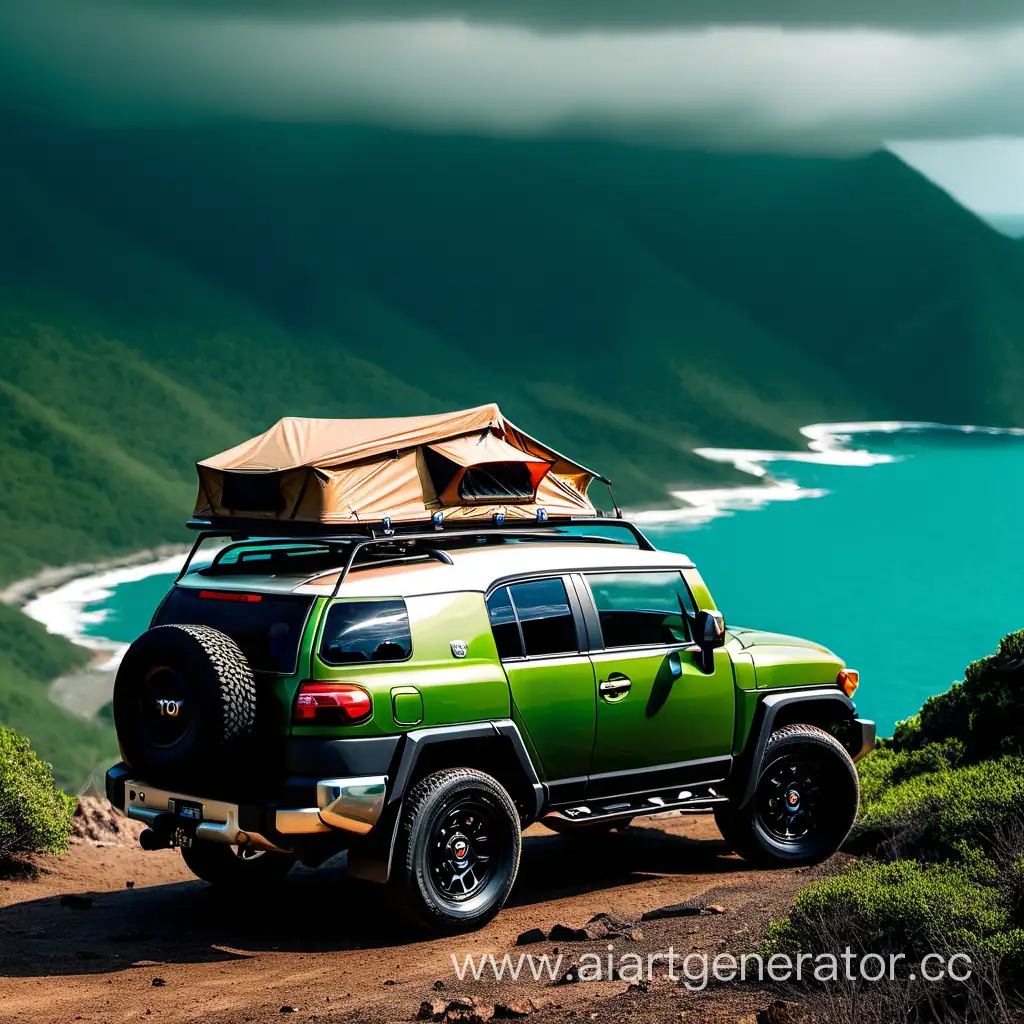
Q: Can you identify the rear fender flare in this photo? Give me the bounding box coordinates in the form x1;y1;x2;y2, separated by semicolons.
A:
348;719;543;884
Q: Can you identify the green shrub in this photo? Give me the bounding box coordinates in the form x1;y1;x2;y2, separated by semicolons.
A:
851;756;1024;862
765;860;1009;960
891;712;922;749
979;928;1024;989
857;739;965;806
0;727;75;861
893;629;1024;762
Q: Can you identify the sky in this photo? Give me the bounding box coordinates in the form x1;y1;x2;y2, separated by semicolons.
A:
2;0;1024;215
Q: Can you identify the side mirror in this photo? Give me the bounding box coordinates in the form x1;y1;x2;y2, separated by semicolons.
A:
693;609;726;673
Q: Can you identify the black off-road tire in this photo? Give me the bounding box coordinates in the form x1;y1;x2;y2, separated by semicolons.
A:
113;624;257;786
715;724;859;867
181;840;295;889
392;768;522;933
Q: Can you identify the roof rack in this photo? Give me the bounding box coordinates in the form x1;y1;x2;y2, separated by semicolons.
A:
177;515;655;596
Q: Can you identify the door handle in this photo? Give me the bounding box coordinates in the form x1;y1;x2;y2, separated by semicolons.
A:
599;674;632;699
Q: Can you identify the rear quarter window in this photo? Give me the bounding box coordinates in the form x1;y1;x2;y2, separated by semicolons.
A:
319;599;412;665
486;578;578;659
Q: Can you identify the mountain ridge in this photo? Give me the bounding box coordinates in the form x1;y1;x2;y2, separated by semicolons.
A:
3;123;1024;784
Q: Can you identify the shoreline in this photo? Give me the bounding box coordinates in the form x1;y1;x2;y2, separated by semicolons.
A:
0;544;190;610
635;419;1024;525
16;420;1024;670
10;546;188;669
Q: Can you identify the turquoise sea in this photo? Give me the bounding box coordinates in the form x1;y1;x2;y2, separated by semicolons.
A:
81;428;1024;737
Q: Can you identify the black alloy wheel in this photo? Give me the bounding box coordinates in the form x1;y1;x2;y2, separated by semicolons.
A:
714;723;859;866
756;754;826;845
394;768;522;932
428;797;503;902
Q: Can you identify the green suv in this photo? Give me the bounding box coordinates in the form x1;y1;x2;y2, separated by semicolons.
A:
106;517;874;931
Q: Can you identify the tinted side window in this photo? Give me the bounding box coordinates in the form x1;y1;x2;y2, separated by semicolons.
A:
320;599;411;664
508;578;578;657
587;572;693;649
486;587;523;660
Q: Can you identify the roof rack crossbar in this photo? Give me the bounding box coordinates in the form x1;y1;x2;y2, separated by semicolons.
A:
178;516;655;586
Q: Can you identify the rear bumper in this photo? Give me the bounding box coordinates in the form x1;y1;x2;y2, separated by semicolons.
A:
105;763;387;850
851;718;876;761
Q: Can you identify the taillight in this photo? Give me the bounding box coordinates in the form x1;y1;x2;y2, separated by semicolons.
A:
293;681;372;724
838;668;860;699
198;590;262;603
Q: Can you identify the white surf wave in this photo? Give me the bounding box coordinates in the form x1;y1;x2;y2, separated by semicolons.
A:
635;419;1024;526
23;553;186;669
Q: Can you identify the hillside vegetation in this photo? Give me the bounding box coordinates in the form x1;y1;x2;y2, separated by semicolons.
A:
6;123;1024;584
768;631;1024;1019
3;120;1024;786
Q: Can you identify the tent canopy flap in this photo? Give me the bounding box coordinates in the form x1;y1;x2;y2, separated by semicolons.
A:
195;403;600;526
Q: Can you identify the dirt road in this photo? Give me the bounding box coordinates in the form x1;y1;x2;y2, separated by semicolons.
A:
0;815;831;1023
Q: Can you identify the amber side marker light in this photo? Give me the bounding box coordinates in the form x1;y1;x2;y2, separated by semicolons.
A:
838;668;860;699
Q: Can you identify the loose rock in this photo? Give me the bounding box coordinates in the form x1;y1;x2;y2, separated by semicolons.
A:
151;978;167;987
552;962;583;985
515;927;548;945
641;900;713;921
493;1000;537;1019
587;912;637;936
417;1000;448;1021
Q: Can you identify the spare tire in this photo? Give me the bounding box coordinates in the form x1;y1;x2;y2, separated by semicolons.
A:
113;624;257;785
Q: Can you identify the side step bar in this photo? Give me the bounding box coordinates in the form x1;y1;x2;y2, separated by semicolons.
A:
542;782;728;829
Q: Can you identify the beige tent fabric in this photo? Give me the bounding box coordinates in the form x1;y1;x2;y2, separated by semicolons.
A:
195;404;602;526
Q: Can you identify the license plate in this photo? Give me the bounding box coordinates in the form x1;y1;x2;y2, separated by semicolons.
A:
172;800;202;821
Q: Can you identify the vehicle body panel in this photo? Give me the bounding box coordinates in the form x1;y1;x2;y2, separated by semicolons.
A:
296;591;510;737
588;645;735;774
503;654;597;783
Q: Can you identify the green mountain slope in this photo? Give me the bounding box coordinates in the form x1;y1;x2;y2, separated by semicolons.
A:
3;122;1024;786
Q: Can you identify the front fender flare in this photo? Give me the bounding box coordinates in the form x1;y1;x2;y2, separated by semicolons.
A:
736;689;856;808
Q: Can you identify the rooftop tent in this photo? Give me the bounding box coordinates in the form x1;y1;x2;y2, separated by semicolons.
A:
194;403;606;527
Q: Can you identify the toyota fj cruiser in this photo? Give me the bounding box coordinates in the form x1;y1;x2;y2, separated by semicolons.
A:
107;517;874;932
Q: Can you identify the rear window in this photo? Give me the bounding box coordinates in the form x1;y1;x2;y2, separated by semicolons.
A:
155;587;314;674
319;599;412;665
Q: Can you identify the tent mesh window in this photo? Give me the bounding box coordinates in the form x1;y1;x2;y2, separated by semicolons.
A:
221;471;287;513
457;462;535;502
422;447;461;498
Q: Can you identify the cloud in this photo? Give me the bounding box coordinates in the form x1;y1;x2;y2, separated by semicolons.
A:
3;0;1024;150
126;0;1024;33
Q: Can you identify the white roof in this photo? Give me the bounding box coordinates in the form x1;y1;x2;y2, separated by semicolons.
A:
180;541;694;599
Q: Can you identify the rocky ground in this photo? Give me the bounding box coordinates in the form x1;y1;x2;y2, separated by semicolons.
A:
0;807;835;1023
